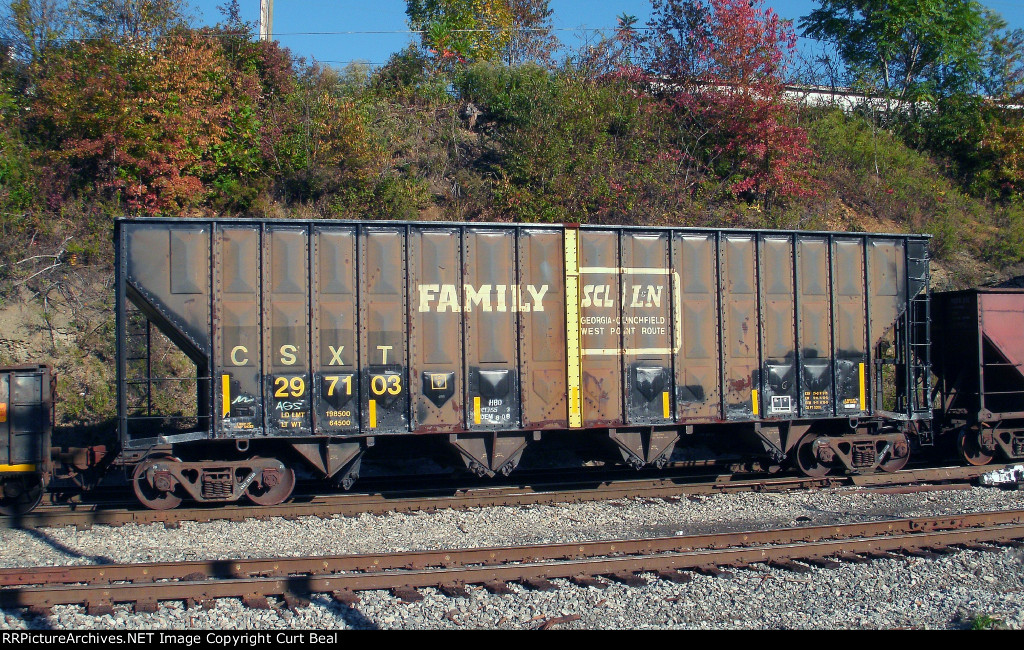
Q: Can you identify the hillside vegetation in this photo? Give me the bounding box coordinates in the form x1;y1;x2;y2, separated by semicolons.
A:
0;0;1021;429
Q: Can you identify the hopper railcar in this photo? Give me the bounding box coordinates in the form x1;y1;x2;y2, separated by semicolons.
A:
931;288;1024;465
108;218;936;509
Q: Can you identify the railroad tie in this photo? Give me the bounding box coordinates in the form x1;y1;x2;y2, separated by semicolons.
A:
608;572;647;588
836;552;871;564
392;586;423;602
768;560;812;574
86;600;114;616
482;581;515;595
537;614;581;630
331;590;360;607
903;548;942;560
569;575;609;590
133;599;158;614
437;583;471;598
803;557;844;570
444;610;463;625
863;551;902;561
241;594;271;610
694;565;733;579
27;605;51;619
521;577;558;592
185;596;214;610
282;593;310;612
655;569;693;584
957;542;996;552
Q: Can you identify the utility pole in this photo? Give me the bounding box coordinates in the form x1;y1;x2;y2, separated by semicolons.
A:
259;0;274;41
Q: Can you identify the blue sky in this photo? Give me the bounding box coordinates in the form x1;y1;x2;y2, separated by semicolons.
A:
185;1;1024;70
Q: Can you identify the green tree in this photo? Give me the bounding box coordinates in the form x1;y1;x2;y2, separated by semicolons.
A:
642;0;711;81
406;0;514;66
506;0;558;66
75;0;189;45
571;12;644;76
0;0;74;62
980;17;1024;101
800;0;988;116
30;33;232;214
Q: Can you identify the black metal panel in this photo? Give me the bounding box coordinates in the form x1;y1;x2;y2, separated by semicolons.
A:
124;222;212;358
621;231;674;424
10;373;41;463
463;228;521;430
262;225;311;435
758;235;797;419
832;237;868;417
797;237;834;418
312;226;360;435
671;232;721;419
578;229;623;426
517;228;568;428
359;227;409;434
214;224;263;436
0;366;52;470
720;235;760;420
408;226;463;431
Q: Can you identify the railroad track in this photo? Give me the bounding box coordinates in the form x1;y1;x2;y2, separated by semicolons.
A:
0;463;1002;530
1;508;1022;616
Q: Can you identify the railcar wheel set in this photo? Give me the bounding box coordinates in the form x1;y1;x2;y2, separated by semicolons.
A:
1;218;1022;515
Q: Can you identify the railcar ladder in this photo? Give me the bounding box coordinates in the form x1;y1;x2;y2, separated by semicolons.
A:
901;245;933;435
123;307;154;418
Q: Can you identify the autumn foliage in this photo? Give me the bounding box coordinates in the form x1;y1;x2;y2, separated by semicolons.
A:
4;13;387;219
31;34;235;213
645;0;817;207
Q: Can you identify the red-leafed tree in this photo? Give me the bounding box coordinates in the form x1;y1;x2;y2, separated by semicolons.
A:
644;0;817;212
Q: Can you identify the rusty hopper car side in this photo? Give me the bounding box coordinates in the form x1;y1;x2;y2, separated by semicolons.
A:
932;288;1024;465
115;219;931;508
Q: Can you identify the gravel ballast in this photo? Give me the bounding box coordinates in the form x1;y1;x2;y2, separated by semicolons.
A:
0;485;1022;629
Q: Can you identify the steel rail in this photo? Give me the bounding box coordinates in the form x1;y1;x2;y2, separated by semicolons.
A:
1;474;843;530
0;463;1003;531
1;508;1022;587
0;510;1022;610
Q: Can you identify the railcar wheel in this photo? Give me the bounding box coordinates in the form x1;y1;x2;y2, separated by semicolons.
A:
878;434;911;473
245;461;295;506
794;433;832;478
957;428;994;466
0;476;44;516
132;457;183;510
